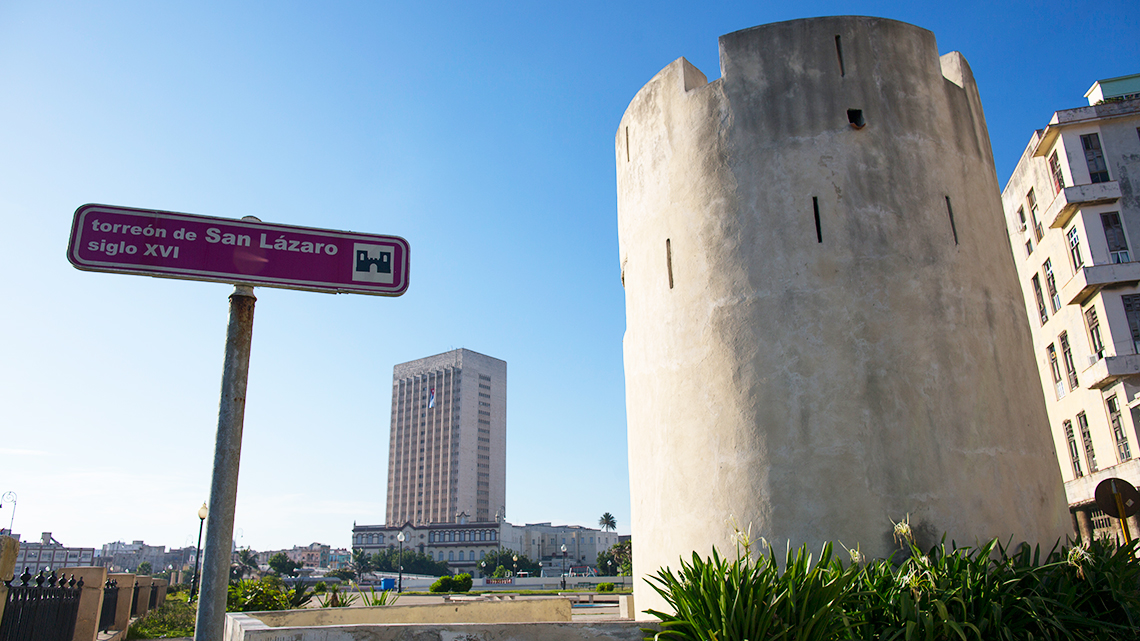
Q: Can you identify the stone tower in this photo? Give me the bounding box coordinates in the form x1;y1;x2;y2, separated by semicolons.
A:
615;17;1069;616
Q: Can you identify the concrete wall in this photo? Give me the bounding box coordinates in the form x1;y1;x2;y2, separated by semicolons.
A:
226;617;651;641
108;573;135;631
246;598;569;628
615;16;1070;617
68;566;107;641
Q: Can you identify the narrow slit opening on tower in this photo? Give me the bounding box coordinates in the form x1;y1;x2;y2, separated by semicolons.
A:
813;197;822;243
666;238;674;289
835;35;845;77
945;196;960;245
625;127;630;162
848;109;865;129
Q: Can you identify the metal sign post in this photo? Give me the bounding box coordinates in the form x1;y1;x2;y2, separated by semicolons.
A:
195;285;256;641
66;204;409;641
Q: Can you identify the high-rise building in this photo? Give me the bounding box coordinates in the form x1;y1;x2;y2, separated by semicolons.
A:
385;349;506;525
1001;74;1140;541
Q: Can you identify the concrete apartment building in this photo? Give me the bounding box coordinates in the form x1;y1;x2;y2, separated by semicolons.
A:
385;349;506;526
1002;74;1140;540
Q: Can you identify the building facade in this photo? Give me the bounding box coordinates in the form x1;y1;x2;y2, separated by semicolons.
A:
353;519;503;576
351;520;616;576
1001;75;1140;540
616;17;1070;617
7;532;95;574
385;349;506;525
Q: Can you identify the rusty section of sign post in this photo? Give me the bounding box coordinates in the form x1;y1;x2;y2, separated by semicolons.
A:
195;285;256;641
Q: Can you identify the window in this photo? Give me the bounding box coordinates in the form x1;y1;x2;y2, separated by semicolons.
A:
1060;332;1079;390
1124;295;1140;354
1049;150;1066;194
1017;206;1027;228
1044;260;1060;313
1026;240;1033;257
1086;306;1105;360
1028;189;1043;242
1032;275;1049;325
1068;227;1084;271
1101;212;1129;263
1081;133;1110;183
1077;412;1097;472
1107;395;1132;462
1047;344;1065;398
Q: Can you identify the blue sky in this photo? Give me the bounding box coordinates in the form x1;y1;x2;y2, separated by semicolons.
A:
1;1;1137;554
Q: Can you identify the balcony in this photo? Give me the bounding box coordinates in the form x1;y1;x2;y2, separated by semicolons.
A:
1046;181;1122;229
1083;353;1140;389
1060;261;1140;306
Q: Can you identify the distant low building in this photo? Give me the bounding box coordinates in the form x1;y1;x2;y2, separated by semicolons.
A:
5;532;95;574
257;542;331;569
352;519;618;576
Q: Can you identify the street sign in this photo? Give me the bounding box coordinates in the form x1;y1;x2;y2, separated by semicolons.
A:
67;203;409;296
1094;477;1140;519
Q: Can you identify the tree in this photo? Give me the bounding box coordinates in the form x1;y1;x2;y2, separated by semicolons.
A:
478;549;540;576
611;540;632;576
233;548;259;580
598;512;617;532
136;561;153;575
268;552;301;577
370;547;449;576
349;547;373;581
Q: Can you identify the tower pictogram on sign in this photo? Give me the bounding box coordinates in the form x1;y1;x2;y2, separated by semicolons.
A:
353;243;394;284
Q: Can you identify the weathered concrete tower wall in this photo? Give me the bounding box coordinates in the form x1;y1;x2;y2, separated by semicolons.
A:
615;16;1069;617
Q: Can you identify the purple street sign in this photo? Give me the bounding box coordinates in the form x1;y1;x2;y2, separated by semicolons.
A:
67;204;409;296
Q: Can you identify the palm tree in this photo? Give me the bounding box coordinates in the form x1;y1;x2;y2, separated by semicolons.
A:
598;512;617;532
233;547;259;579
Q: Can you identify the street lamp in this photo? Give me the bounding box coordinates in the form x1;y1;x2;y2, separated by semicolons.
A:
0;491;16;535
190;503;207;602
396;532;405;593
479;560;486;578
512;555;518;578
560;544;567;590
607;559;612;576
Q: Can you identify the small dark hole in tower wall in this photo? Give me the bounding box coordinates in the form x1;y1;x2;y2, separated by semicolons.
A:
666;238;674;289
835;35;846;77
945;196;960;245
848;109;865;129
813;197;822;243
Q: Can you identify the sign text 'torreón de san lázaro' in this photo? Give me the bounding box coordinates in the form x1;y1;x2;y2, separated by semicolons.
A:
68;204;409;296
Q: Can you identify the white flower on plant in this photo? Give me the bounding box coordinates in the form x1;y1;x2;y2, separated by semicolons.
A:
892;514;914;545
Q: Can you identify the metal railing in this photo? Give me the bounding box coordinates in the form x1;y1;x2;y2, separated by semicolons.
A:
99;579;119;631
0;568;83;641
130;581;141;616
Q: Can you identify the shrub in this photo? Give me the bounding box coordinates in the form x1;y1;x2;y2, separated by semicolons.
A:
645;522;1140;641
429;575;454;593
597;582;615;592
313;580;327;593
452;573;473;592
317;583;358;608
126;596;196;639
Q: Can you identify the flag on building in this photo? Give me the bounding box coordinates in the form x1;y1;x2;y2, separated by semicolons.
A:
428;388;435;409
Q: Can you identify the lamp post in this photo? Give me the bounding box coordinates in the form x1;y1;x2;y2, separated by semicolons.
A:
190;503;207;601
560;544;567;590
0;491;16;535
512;555;518;578
607;559;612;577
396;532;405;593
479;560;486;578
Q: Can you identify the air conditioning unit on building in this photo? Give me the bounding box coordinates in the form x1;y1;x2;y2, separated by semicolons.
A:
1018;222;1027;232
